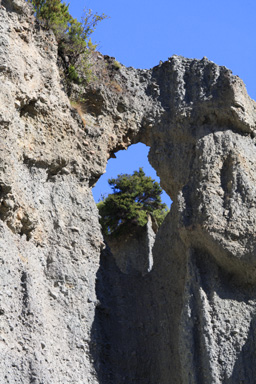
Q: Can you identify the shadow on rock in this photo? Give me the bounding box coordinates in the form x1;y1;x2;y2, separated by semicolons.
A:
89;244;158;384
225;315;256;384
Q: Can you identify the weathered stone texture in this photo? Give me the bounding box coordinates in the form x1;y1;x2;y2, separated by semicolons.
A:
106;218;155;276
0;1;256;383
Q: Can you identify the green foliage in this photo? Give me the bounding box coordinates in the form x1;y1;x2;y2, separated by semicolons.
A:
113;60;121;69
67;64;80;84
30;0;71;37
59;10;107;67
97;168;169;237
29;0;107;83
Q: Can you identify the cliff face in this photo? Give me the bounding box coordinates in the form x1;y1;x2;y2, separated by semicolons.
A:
0;1;256;383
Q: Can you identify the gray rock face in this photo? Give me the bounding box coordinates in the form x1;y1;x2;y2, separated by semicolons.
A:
106;217;155;276
0;1;256;383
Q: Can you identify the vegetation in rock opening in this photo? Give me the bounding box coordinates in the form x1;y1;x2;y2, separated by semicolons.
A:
28;0;107;84
97;168;169;237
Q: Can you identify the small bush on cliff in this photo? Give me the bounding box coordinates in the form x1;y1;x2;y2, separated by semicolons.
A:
30;0;70;35
97;168;169;237
29;0;107;82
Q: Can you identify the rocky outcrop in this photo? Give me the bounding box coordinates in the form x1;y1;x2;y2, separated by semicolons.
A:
0;1;256;383
105;217;155;276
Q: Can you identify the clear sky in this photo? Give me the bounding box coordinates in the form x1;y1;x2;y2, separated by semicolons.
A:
68;0;256;205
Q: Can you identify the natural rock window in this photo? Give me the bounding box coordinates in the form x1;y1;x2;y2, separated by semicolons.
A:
93;142;171;275
92;142;171;206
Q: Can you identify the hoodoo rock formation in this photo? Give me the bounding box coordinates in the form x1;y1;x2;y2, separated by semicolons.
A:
0;1;256;383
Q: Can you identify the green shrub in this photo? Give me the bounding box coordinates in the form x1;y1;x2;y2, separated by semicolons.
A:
29;0;107;81
30;0;71;37
113;60;121;69
67;65;80;83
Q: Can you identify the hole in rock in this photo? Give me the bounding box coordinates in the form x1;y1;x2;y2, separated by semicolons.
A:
93;143;172;276
93;143;171;206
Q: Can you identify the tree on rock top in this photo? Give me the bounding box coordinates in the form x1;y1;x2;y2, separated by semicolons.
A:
30;0;71;34
97;168;169;237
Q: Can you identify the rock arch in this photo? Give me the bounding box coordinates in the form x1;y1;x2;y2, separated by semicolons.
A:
85;55;256;383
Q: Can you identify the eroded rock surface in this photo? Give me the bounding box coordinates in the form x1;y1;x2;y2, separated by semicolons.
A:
0;1;256;383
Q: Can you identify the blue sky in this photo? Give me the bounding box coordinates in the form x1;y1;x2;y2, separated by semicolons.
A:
68;0;256;205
